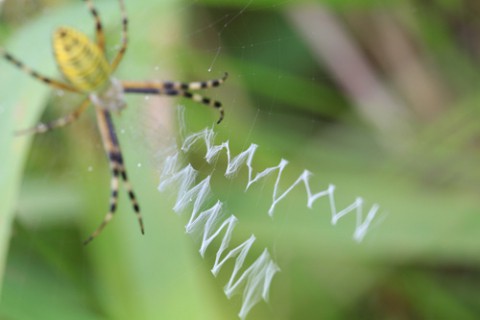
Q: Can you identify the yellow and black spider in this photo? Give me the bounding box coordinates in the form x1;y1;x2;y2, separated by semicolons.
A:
1;0;227;244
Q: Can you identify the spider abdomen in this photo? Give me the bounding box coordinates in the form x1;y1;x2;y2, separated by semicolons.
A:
53;26;111;92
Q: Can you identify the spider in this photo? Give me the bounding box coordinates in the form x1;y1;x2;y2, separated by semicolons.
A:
1;0;227;244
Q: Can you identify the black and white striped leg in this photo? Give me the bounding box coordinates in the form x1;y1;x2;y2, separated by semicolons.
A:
121;73;228;123
0;48;79;92
83;0;106;52
85;108;144;244
110;0;129;71
15;99;90;136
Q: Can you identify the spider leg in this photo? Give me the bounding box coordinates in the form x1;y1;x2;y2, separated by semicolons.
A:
125;87;224;124
180;90;224;124
122;72;228;91
84;107;144;245
83;0;106;52
0;48;79;92
121;73;227;124
15;99;90;136
110;0;128;72
83;163;120;245
118;162;144;235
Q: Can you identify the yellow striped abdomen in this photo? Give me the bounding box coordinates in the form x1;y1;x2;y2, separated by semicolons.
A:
53;26;111;92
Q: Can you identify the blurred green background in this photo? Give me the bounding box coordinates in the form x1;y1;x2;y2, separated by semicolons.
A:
1;0;480;319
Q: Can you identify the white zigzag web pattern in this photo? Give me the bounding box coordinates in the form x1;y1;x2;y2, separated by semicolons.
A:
181;127;381;242
157;127;382;319
158;153;280;319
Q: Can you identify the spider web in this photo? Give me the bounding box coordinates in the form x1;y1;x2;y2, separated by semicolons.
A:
113;1;386;319
4;0;480;319
154;124;382;319
119;5;385;320
1;1;390;320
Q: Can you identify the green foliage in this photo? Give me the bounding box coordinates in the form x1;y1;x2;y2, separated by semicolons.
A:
1;0;480;319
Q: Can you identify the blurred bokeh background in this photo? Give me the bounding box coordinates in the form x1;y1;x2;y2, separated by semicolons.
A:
1;0;480;319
